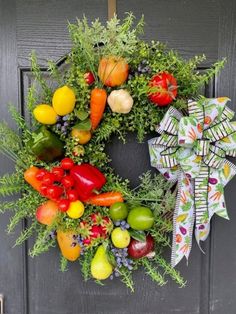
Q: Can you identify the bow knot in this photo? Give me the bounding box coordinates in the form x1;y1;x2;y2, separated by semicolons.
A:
149;97;236;267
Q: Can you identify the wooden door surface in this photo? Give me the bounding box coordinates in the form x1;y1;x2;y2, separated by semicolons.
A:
1;0;236;313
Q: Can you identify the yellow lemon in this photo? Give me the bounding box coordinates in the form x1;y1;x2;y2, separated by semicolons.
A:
52;85;76;116
66;200;85;219
33;104;57;124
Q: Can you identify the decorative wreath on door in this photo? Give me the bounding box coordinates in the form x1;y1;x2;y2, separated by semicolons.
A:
0;14;235;291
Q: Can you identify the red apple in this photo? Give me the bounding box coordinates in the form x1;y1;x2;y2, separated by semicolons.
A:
84;71;95;85
36;200;59;225
128;234;155;259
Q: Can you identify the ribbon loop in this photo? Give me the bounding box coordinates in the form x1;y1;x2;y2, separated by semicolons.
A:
195;139;210;156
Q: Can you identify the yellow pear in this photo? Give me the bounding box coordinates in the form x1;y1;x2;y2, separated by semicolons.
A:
91;245;113;280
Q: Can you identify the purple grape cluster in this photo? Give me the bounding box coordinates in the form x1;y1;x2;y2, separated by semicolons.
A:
128;59;152;80
49;230;57;240
55;115;73;136
114;220;130;230
72;234;84;254
110;247;134;280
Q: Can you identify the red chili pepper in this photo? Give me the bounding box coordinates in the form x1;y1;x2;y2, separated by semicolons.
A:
70;163;106;201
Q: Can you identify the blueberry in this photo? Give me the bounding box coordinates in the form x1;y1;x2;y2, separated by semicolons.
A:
121;221;126;226
117;257;121;263
114;221;121;226
63;115;69;121
110;275;114;280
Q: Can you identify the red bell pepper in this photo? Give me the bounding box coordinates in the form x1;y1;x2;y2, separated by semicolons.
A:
70;163;106;201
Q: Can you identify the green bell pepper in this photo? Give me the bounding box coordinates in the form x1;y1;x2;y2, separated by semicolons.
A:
30;126;64;162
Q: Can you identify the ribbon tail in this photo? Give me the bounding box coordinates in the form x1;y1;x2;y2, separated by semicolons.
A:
171;172;195;267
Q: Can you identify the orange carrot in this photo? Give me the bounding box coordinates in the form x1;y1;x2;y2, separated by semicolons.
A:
24;166;42;192
90;88;107;130
87;191;124;206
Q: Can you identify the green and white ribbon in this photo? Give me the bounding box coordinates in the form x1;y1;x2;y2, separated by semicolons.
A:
148;97;236;267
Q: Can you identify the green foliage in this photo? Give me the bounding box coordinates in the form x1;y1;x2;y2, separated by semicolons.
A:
29;225;56;257
0;200;17;214
60;255;68;272
118;266;135;292
14;221;38;247
30;52;53;103
79;248;95;281
0;172;24;197
154;255;186;287
141;258;166;286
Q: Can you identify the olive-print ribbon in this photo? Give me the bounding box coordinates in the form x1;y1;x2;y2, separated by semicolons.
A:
148;97;236;267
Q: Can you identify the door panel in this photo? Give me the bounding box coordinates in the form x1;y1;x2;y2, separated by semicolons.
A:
0;1;26;313
210;1;236;313
1;0;236;313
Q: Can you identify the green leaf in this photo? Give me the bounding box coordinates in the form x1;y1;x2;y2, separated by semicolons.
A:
129;229;146;242
107;251;116;267
73;118;91;131
76;110;89;121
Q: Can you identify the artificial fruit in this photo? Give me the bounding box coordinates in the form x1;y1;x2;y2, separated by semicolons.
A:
98;56;129;87
66;200;85;219
35;200;59;225
33;104;57;125
128;234;155;259
52;85;76;116
127;206;154;230
57;230;81;261
91;245;113;280
111;227;131;248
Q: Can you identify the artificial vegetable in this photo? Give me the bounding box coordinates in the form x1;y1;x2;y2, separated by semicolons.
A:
87;191;124;206
148;72;178;106
29;126;64;162
24;166;42;192
90;88;107;130
70;163;106;201
107;89;134;114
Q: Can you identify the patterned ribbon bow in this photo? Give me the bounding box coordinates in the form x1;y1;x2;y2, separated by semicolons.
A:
148;97;236;267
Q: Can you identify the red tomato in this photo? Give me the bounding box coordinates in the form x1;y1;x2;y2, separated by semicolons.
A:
61;158;74;170
47;185;63;200
58;199;70;212
84;71;95;85
39;184;48;197
67;189;79;202
51;166;64;181
148;72;177;106
42;173;57;186
36;169;48;181
61;175;75;189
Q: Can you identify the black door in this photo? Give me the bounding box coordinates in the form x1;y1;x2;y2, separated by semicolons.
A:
1;0;236;313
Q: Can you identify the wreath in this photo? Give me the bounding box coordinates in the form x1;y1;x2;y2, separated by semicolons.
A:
0;13;233;291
